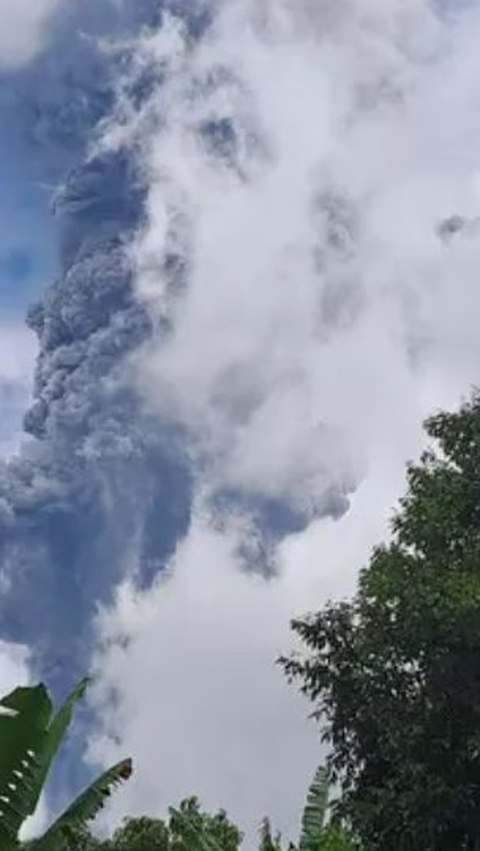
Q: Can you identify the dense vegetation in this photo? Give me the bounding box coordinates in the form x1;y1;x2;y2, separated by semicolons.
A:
3;393;480;849
64;799;241;851
64;769;358;851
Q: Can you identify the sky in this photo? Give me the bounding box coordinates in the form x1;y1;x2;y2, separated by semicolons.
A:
3;0;480;846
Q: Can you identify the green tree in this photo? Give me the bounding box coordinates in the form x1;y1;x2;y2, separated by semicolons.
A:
309;826;360;851
283;392;480;851
75;800;242;851
0;678;131;851
106;816;171;851
168;797;241;850
62;825;103;851
258;818;282;851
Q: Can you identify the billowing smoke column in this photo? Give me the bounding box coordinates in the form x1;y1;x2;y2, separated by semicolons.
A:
0;1;195;690
0;148;192;683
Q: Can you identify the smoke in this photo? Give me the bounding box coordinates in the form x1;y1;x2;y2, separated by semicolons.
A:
86;0;480;844
0;146;192;687
0;2;196;702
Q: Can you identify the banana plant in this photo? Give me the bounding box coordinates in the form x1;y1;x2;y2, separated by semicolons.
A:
298;766;329;851
0;677;132;851
257;766;358;851
296;766;361;851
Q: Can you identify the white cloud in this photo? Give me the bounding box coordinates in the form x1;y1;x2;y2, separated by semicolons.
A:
89;452;410;845
0;0;66;68
89;520;317;846
91;0;480;844
0;321;37;457
0;639;30;694
0;321;37;383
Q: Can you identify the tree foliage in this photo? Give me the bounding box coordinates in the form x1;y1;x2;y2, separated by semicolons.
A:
282;392;480;851
107;816;171;851
65;769;359;851
258;818;282;851
66;799;242;851
168;797;241;850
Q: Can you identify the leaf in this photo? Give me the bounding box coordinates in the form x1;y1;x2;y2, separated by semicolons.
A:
299;766;329;851
0;677;131;851
0;678;90;847
28;679;90;818
33;759;133;850
0;684;53;845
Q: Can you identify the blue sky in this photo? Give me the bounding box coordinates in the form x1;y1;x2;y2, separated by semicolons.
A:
0;146;56;312
4;0;480;845
0;80;53;456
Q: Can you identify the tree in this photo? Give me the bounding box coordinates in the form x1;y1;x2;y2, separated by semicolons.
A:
282;392;480;851
73;800;242;851
62;825;103;851
168;797;241;850
107;816;170;851
0;678;132;850
258;818;282;851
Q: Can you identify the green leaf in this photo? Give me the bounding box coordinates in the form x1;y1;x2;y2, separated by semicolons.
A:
0;677;90;848
33;759;133;851
0;684;53;845
0;676;132;851
28;679;90;818
299;766;329;851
